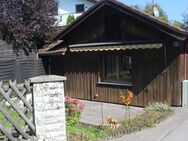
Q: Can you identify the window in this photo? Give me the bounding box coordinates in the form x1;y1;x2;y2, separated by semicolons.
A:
59;16;62;22
76;4;85;13
103;55;132;84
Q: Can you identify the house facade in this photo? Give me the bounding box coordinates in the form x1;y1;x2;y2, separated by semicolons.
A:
40;0;188;107
56;0;98;27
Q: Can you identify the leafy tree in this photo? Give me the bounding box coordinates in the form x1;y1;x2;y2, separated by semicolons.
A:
144;3;169;23
172;20;184;29
66;15;75;25
131;4;141;10
0;0;58;52
131;3;168;23
183;13;188;31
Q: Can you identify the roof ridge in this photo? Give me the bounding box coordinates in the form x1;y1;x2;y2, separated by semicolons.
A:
52;0;188;42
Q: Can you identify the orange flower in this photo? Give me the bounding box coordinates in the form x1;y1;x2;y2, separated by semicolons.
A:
120;90;134;107
127;90;133;98
120;95;125;101
106;116;112;123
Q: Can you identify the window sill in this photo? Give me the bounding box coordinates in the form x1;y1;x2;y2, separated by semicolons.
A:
97;81;133;87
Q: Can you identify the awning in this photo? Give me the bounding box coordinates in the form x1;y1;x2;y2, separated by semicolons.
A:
69;43;163;52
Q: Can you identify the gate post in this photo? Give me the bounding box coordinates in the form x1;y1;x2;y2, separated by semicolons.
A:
30;75;67;141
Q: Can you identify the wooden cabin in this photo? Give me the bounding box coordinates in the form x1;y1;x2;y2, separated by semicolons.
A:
39;0;188;106
0;40;45;82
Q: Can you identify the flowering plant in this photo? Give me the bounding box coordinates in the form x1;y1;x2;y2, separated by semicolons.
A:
120;90;134;121
120;90;133;107
65;96;84;126
106;116;119;129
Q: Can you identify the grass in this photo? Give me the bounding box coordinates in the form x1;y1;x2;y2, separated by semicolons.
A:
67;124;110;141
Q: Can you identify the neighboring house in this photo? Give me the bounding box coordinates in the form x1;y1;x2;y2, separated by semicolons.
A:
0;40;45;82
56;0;98;26
39;0;188;107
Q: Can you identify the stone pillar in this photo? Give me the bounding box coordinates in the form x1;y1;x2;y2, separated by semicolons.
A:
30;75;67;141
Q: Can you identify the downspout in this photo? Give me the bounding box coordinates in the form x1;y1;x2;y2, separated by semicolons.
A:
48;57;51;75
164;44;167;68
185;41;187;80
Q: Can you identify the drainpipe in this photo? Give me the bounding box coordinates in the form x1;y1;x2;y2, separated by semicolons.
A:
48;57;51;75
185;42;187;80
164;44;167;68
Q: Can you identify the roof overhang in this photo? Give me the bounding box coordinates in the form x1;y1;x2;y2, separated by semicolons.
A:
69;43;162;52
39;48;67;56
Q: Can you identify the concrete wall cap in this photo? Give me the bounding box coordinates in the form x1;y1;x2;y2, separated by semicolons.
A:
30;75;67;83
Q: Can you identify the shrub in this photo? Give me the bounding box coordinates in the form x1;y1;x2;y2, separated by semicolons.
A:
145;102;170;112
65;96;84;126
66;15;75;25
144;118;158;127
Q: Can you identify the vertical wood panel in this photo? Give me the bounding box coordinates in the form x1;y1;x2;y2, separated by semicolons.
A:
63;47;182;106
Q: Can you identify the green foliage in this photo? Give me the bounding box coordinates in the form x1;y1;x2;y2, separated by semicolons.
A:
67;124;110;140
144;3;168;23
144;118;158;127
131;4;141;10
0;107;25;128
172;20;184;29
145;102;170;112
66;112;81;127
131;3;169;23
66;15;75;25
183;12;188;30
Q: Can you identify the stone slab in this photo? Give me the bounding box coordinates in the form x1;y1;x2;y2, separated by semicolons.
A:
33;81;66;141
30;75;66;84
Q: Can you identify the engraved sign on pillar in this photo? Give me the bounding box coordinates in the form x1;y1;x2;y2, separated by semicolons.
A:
30;75;67;141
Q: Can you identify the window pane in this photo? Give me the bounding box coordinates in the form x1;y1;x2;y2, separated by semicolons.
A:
119;55;132;82
60;16;62;21
105;55;116;79
76;4;85;13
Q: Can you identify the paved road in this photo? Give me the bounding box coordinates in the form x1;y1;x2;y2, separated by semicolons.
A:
111;108;188;141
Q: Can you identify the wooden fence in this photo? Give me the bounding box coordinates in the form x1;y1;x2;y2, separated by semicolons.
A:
0;80;35;141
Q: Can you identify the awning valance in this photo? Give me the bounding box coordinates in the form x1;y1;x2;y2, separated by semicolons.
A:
69;43;163;52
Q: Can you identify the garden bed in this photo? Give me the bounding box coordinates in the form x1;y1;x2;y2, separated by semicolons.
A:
104;109;173;140
67;102;174;141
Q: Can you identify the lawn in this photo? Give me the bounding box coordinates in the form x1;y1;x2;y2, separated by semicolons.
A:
67;124;110;141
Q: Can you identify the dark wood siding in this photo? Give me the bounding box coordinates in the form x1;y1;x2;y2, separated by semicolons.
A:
0;40;45;82
46;1;186;107
60;45;182;106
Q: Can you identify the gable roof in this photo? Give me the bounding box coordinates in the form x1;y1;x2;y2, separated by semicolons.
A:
53;0;188;42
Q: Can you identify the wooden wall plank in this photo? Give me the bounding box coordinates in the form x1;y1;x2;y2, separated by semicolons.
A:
62;46;182;106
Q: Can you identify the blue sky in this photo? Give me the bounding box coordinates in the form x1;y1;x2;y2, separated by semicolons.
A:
120;0;188;22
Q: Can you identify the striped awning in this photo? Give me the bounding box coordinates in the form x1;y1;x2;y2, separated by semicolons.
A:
70;43;162;52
